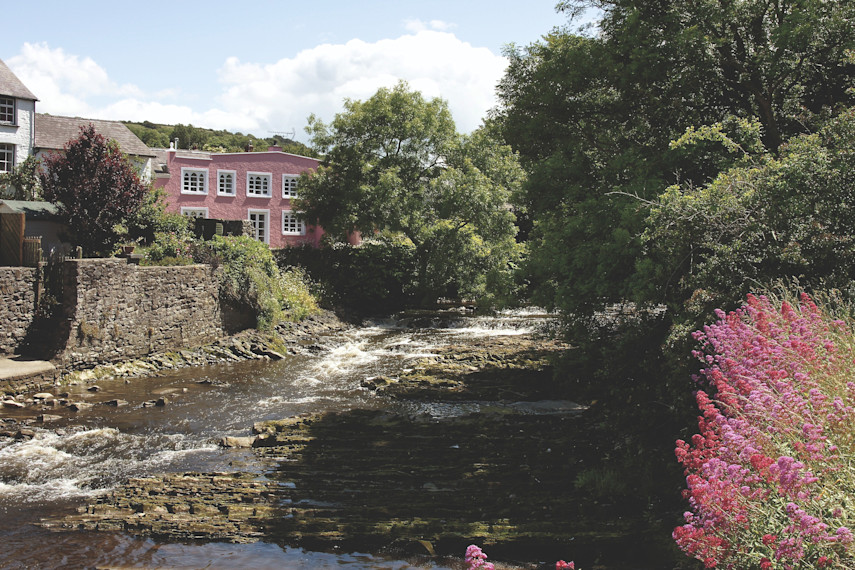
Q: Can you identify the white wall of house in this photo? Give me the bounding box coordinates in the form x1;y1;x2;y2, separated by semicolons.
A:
0;98;35;168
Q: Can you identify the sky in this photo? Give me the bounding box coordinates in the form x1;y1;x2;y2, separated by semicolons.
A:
1;1;586;143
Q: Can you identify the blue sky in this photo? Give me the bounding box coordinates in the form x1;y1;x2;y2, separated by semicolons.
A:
1;1;586;142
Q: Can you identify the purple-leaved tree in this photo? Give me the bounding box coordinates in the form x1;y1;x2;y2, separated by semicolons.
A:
40;124;147;256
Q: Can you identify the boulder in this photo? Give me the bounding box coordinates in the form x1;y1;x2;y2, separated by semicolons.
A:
219;436;255;448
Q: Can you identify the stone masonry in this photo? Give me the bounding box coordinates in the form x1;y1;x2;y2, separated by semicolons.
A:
59;259;227;368
0;267;38;356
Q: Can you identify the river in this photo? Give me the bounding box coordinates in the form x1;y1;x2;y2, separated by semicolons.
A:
0;310;564;569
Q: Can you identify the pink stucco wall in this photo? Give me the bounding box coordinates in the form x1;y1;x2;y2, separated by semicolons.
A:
156;147;324;248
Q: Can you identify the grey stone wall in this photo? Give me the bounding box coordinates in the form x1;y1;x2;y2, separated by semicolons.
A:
0;267;37;356
60;259;228;368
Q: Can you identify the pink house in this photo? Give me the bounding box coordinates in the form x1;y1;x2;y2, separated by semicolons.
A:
154;145;323;248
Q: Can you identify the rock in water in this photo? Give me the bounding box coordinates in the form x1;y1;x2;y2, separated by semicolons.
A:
219;436;255;448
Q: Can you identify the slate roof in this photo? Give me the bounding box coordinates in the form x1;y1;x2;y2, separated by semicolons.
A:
0;59;37;101
35;114;155;157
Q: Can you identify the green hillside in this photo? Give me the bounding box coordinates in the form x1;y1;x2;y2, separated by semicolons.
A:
122;121;318;157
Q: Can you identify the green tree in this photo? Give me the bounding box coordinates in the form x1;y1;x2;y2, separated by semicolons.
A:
0;155;41;200
40;124;148;256
644;106;855;333
497;0;855;328
296;82;524;305
125;123;170;148
169;123;209;150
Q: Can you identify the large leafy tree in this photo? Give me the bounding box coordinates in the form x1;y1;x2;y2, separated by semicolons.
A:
296;82;524;305
497;0;855;327
645;106;855;333
40;124;148;256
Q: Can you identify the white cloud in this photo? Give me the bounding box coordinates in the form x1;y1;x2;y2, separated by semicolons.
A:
8;43;141;117
6;32;508;140
217;30;507;136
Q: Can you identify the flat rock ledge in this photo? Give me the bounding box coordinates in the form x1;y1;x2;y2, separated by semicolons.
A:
42;472;282;544
361;335;571;401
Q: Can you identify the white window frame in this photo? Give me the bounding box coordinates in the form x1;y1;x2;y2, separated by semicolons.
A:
0;144;14;173
246;171;272;197
0;97;15;125
181;167;209;195
248;209;270;244
217;170;236;196
282;174;299;198
180;207;208;219
282;210;306;236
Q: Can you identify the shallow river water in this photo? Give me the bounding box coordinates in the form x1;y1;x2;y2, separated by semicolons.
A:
0;310;549;569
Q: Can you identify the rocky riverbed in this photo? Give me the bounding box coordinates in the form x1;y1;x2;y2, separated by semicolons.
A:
33;324;669;568
2;311;681;568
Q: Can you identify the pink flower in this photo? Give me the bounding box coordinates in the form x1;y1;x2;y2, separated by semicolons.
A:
556;562;575;570
464;545;493;570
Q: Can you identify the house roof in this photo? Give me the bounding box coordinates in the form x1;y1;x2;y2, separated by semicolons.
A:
0;59;37;101
0;200;58;220
35;114;155;158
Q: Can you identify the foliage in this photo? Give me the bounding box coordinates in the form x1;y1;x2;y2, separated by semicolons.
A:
123;120;318;156
195;235;318;329
0;154;41;200
279;267;320;321
496;0;855;330
126;185;191;245
560;0;855;151
644;106;855;334
39;124;148;256
297;81;524;306
141;231;195;265
276;235;418;316
675;293;855;568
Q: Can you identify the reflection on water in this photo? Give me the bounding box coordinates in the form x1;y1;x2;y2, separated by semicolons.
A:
0;309;550;568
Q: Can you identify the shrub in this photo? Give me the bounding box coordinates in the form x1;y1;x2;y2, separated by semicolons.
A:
674;293;855;568
279;267;319;321
142;231;195;265
197;235;318;329
127;186;191;245
276;235;418;315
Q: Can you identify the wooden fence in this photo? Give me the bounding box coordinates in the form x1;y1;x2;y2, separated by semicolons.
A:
0;212;24;266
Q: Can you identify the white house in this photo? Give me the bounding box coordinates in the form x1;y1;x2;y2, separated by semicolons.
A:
0;57;154;181
0;58;37;174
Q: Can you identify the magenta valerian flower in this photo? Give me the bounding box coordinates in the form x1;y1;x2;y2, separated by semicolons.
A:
464;545;495;570
674;293;855;568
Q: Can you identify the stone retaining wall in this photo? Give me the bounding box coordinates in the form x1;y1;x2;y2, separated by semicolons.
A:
60;259;228;368
0;267;38;356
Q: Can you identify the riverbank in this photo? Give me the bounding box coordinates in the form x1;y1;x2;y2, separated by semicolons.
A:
0;311;349;400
